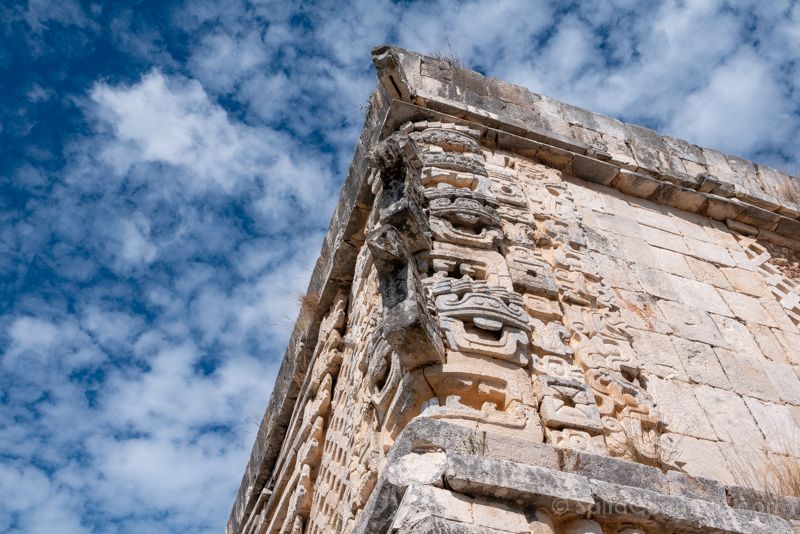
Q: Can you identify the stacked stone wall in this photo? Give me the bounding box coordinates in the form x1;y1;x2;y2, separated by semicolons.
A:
228;46;800;534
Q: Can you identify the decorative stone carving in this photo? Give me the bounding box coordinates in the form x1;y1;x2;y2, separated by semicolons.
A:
526;178;581;223
431;278;530;366
409;127;481;154
489;176;528;207
371;130;431;253
421;150;488;176
531;353;584;382
426;241;512;289
425;187;504;249
535;375;603;432
379;369;436;441
574;335;640;376
367;225;445;370
502;220;537;246
583;368;666;462
584;369;658;424
555;268;609;308
523;294;563;322
307;292;347;392
546;428;607;454
504;245;559;297
420;167;491;193
421;361;541;435
529;318;573;358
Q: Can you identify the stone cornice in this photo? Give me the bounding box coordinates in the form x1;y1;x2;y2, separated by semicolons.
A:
372;45;800;247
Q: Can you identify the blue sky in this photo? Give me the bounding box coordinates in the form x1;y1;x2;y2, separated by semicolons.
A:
1;1;798;532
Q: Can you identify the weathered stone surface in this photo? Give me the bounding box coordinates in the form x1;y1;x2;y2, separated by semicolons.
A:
645;377;717;440
669;338;731;389
589;479;793;533
444;453;595;513
693;385;765;447
228;46;800;534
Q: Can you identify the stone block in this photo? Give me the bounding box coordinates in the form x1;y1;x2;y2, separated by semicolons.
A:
705;218;745;248
743;397;800;456
665;434;733;484
670;209;718;242
762;360;800;405
670;338;731;389
481;433;560;470
589;252;640;290
589;479;792;533
757;164;800;213
726;484;800;520
750;323;790;363
771;328;800;365
395;515;510;534
559;447;668;494
665;470;726;503
387;451;449;486
645;377;717;440
709;314;762;356
714;349;780;403
628;328;687;379
705;194;745;222
737;204;781;230
590;210;644;239
718;290;777;326
630;201;678;232
693;384;765;447
614;236;662;270
612;168;661;198
720;266;772;298
685;237;736;267
391;484;472;530
471;499;529;533
774;214;800;240
631;264;681;301
670;275;732;316
726;217;759;235
651;247;694;277
664;134;706;165
651;182;708;212
571;153;619;185
444;454;595;514
639;224;691;254
684;256;734;290
657;300;727;347
614;289;673;334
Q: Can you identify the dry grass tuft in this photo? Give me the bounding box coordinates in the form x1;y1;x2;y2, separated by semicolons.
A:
728;436;800;516
616;420;676;473
430;42;463;68
730;452;800;497
298;292;321;316
776;178;800;205
296;292;321;328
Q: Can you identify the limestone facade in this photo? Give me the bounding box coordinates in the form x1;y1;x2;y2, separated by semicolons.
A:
227;47;800;534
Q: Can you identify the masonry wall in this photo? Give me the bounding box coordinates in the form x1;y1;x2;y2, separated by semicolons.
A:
557;167;800;485
227;47;800;534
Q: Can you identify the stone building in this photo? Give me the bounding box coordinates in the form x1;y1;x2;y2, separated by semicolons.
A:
226;46;800;533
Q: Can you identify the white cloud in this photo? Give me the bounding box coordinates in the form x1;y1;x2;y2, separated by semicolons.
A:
189;30;269;93
5;2;800;534
118;214;158;266
670;49;792;156
91;71;250;190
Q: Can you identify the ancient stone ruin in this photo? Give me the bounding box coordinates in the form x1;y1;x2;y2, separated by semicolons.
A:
226;46;800;533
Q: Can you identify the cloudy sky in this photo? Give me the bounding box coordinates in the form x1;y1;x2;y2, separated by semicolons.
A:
1;0;799;532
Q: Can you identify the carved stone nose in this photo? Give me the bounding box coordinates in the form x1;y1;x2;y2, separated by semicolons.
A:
472;316;503;331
